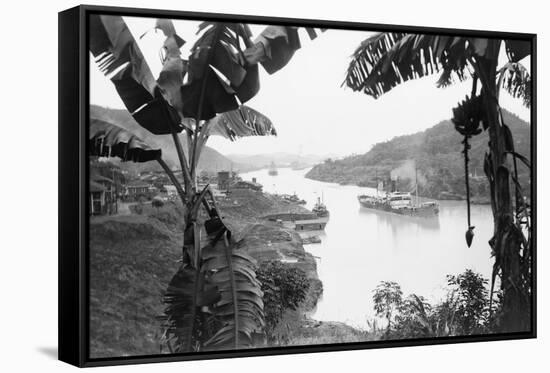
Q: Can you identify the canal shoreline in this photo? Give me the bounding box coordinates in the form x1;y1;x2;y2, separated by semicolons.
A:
241;167;494;329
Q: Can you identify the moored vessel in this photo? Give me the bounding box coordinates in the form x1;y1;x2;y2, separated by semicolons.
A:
268;161;278;176
358;171;439;218
358;192;439;217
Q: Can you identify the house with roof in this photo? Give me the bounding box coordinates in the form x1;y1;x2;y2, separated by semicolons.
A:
124;182;155;201
90;175;118;215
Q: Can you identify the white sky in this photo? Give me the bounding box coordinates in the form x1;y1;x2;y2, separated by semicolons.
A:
90;16;531;157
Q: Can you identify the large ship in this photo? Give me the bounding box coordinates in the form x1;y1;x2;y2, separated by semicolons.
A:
358;177;439;218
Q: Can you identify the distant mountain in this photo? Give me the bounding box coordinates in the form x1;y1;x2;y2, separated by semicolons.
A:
90;105;246;174
227;152;334;171
306;109;531;202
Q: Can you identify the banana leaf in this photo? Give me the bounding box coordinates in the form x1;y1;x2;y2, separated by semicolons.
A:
155;19;189;122
180;22;259;121
89;15;184;135
202;232;265;350
89;118;161;162
505;39;531;63
208;105;276;141
244;26;323;74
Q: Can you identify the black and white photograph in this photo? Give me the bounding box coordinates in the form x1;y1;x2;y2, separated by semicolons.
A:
85;10;533;361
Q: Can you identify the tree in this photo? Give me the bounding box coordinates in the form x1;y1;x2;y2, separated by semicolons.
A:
446;270;489;335
346;33;532;332
89;16;324;351
373;281;403;336
256;261;310;338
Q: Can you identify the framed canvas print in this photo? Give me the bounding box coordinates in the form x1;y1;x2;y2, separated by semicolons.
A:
58;4;536;367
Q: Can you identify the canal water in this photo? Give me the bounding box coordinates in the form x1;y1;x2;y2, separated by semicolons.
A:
240;167;494;329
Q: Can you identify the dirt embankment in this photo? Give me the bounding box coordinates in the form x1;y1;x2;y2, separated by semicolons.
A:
89;189;361;358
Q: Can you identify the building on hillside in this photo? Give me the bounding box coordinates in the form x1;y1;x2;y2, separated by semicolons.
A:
232;180;263;192
217;171;230;190
90;175;118;215
124;182;154;201
163;184;178;200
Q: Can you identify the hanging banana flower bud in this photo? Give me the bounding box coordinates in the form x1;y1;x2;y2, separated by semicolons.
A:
451;77;485;248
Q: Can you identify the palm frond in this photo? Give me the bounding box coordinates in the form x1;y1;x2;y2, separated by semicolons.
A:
89;118;161;162
345;33;472;98
498;62;531;107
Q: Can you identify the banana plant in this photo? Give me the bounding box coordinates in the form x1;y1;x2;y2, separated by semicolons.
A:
345;32;532;332
89;15;324;351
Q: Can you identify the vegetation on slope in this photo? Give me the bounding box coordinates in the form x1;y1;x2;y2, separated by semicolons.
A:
306;109;530;202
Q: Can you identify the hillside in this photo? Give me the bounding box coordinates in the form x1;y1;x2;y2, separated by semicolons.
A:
89;190;327;357
227;152;333;171
90;105;248;173
306;109;531;202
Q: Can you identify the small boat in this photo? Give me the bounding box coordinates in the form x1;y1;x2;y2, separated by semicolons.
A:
281;193;306;204
312;197;330;218
268;161;278;176
293;196;330;231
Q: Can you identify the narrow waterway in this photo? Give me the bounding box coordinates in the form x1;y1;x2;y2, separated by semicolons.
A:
241;167;494;329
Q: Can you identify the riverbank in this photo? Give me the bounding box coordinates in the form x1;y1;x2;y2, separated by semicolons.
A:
305;164;491;204
89;188;367;357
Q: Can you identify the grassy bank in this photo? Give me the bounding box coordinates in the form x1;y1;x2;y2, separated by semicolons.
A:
89;189;368;357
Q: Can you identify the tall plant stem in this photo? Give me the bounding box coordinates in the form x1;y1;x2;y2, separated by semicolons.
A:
169;126;193;196
157;158;186;205
463;137;471;228
223;232;239;347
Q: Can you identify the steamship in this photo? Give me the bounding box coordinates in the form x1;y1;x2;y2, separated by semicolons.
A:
358;177;439;218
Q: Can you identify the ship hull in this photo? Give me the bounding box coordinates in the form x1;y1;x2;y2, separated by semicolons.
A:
358;199;438;218
293;216;330;231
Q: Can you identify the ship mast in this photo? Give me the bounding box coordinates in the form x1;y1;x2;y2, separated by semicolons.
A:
375;169;378;197
415;163;419;206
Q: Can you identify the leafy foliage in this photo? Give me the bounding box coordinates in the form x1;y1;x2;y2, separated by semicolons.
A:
345;32;530;102
160;215;265;352
89;118;161;162
256;261;310;336
208;105;277;140
445;270;490;335
394;295;433;338
89;15;183;135
202;234;265;349
499;62;531;108
373;281;403;334
376;270;500;340
306;109;530;202
90;16;325;353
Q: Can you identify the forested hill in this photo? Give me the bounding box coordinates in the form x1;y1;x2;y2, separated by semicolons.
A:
90;105;246;173
305;109;531;202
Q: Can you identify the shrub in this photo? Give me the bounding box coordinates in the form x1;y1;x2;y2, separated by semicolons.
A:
256;261;310;337
152;198;165;209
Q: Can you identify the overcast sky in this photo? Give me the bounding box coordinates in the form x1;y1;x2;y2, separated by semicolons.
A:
90;16;531;158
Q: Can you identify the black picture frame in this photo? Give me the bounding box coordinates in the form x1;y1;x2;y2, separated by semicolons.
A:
59;4;537;368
